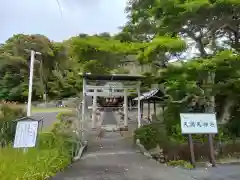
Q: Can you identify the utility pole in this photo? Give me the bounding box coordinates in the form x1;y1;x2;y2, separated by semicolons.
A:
24;50;41;153
26;50;41;116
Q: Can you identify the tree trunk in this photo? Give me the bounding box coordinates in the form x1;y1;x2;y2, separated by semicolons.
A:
205;71;217;166
219;99;234;124
205;72;215;113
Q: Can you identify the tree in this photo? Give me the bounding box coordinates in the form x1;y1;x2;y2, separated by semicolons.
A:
125;0;240;54
0;34;71;101
66;34;142;74
125;0;240;126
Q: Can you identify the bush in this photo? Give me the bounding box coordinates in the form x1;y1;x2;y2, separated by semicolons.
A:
52;111;81;157
0;133;72;180
134;123;170;150
0;110;80;180
167;160;193;169
134;122;240;162
0;104;26;146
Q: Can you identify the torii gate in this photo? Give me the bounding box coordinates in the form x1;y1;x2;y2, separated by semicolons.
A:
80;73;144;136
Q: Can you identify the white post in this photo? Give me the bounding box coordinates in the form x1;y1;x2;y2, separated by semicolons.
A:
27;50;35;117
81;77;86;140
24;50;41;153
137;82;141;128
124;89;128;127
92;88;97;129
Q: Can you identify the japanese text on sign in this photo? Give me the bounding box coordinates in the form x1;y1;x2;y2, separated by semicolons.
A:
180;113;218;134
13;120;39;148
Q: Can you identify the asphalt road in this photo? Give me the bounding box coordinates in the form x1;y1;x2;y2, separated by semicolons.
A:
32;112;59;129
180;164;240;180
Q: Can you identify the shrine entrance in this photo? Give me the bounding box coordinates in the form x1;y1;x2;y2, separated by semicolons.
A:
80;73;144;140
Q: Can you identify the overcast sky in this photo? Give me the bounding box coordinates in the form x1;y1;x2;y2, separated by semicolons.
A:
0;0;128;43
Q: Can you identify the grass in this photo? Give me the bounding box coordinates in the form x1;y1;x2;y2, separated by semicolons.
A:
167;160;194;169
31;107;73;113
12;104;74;113
0;133;74;180
0;104;76;179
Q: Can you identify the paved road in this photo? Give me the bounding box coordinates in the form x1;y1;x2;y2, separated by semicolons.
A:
32;112;59;129
52;131;196;180
51;109;195;180
180;164;240;180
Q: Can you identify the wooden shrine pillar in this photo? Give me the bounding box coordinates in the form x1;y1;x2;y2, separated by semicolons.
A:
153;100;156;117
129;98;132;111
140;101;144;118
147;99;150;121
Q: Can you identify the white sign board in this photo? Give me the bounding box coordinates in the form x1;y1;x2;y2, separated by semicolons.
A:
180;113;218;134
13;120;39;148
103;82;123;92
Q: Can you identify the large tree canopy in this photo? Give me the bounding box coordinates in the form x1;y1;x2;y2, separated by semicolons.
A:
0;32;184;102
123;0;240;136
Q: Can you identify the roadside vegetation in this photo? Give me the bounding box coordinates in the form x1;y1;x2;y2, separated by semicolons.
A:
134;122;240;163
0;103;79;180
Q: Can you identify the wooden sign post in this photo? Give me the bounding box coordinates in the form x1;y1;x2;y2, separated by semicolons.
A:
188;134;196;167
180;113;218;167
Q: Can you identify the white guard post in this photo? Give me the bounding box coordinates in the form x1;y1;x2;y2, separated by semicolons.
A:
137;81;141;128
124;89;128;127
92;89;97;129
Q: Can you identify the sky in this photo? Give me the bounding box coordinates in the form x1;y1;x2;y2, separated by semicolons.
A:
0;0;128;43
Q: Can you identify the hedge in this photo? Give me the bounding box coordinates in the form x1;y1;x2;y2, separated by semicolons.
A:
134;123;240;162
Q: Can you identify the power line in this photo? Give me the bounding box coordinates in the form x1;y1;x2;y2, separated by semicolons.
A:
55;0;63;17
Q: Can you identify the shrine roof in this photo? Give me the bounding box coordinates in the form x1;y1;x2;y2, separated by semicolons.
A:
133;88;166;102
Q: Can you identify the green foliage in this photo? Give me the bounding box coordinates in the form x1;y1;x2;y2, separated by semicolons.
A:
0;110;79;180
0;133;72;180
0;31;192;102
54;111;80;155
167;160;194;169
134;123;169;150
0;103;26;146
56;110;75;120
226;102;240;138
137;36;186;65
0;34;76;101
